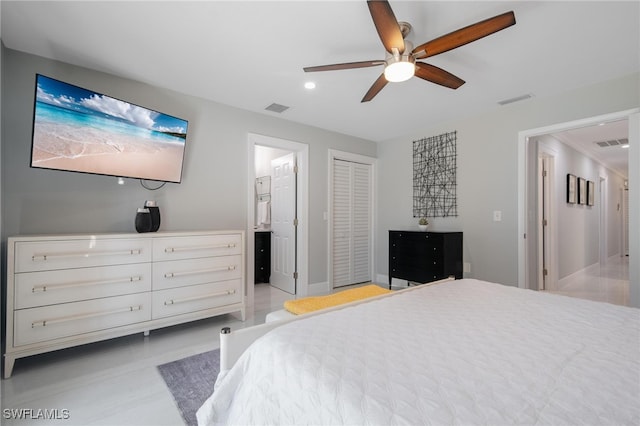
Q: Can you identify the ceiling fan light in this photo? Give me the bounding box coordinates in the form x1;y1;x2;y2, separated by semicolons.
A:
384;60;415;83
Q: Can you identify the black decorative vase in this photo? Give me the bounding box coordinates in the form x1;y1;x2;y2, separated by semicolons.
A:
135;208;152;233
145;200;161;232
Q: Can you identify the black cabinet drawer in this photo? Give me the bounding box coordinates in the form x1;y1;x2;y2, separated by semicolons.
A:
255;231;271;284
390;249;440;264
390;265;444;283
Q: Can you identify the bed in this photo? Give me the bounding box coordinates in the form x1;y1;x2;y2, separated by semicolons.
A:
197;278;640;425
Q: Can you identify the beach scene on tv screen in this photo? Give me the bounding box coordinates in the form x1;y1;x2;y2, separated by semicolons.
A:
31;75;188;182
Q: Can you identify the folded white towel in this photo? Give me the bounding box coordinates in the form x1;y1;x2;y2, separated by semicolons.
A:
257;201;271;225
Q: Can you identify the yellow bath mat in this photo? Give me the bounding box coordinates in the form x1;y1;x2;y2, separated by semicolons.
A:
284;284;392;315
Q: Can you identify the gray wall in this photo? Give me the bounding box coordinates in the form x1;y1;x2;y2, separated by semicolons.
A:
376;73;639;291
0;47;377;288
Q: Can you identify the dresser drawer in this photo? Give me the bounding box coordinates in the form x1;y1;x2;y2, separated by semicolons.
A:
15;263;152;309
14;293;151;347
153;234;242;262
152;279;242;319
390;235;439;254
152;255;242;290
390;265;443;283
14;239;152;273
390;249;440;266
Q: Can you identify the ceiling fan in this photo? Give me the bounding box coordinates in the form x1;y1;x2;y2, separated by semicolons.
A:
303;0;516;102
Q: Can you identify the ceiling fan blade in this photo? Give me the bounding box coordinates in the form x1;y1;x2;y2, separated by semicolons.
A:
412;11;516;59
367;0;405;54
304;60;385;72
361;73;388;102
415;62;465;89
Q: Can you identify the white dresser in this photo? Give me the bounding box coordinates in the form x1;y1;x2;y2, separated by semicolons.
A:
4;230;245;378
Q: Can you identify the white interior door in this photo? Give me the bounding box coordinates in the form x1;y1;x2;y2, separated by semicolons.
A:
536;144;557;292
270;153;296;294
332;159;372;288
623;186;629;256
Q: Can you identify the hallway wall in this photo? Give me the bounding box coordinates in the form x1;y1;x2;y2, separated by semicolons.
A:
535;134;626;280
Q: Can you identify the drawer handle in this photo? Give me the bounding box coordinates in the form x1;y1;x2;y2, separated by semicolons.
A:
32;305;142;328
164;243;237;253
32;276;143;293
164;265;237;279
164;289;236;306
32;249;142;262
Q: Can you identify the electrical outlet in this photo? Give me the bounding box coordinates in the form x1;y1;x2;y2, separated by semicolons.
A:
464;262;471;273
493;210;502;222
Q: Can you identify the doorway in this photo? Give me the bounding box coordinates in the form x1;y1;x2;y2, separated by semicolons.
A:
328;150;376;289
247;134;309;309
518;109;638;306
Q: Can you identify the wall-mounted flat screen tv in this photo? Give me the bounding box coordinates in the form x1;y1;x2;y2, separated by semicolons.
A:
30;74;188;183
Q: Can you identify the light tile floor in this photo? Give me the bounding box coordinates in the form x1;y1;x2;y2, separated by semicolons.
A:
1;283;291;426
547;255;630;306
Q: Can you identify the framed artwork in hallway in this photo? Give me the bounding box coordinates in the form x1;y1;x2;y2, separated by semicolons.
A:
567;174;577;204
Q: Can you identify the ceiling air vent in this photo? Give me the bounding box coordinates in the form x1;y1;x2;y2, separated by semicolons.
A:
595;138;628;148
497;94;533;106
265;103;290;113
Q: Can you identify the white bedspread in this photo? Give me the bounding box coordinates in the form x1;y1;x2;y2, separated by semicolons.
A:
197;279;640;425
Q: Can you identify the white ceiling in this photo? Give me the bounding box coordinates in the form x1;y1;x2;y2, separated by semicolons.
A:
1;1;638;172
552;119;630;177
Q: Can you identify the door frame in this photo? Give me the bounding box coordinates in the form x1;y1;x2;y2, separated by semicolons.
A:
328;149;376;290
537;143;558;291
518;108;639;293
247;133;309;310
622;183;629;257
599;176;607;265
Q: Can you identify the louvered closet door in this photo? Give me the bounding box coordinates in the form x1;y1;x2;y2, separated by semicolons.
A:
332;159;371;288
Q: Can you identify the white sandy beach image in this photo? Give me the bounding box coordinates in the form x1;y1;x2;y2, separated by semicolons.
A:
32;121;185;182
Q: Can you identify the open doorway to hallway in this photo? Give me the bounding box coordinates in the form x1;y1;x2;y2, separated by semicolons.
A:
521;111;635;306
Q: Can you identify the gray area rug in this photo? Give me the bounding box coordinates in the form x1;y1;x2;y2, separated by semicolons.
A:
157;349;220;426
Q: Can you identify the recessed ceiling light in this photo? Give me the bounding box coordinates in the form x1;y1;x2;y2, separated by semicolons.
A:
304;82;316;90
621;144;630;149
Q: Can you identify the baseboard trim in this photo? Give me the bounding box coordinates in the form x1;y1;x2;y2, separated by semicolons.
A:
376;273;410;289
558;261;600;287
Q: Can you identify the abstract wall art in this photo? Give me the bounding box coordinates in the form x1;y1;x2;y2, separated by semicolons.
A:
413;131;458;218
